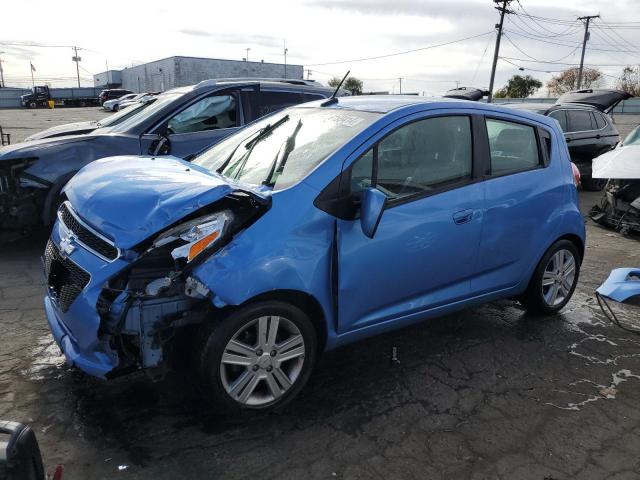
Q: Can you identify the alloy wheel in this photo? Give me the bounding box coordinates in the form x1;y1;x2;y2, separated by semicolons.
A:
541;248;576;306
219;316;306;406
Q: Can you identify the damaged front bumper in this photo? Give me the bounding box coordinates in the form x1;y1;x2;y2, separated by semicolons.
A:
589;179;640;235
43;210;211;380
0;159;49;238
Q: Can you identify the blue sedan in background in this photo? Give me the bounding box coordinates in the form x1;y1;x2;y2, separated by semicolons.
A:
43;95;585;410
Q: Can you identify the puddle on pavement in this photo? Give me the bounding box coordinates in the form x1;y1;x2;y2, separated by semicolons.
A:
547;368;640;411
21;334;66;381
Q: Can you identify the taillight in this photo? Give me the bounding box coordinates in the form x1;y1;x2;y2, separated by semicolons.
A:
571;162;581;187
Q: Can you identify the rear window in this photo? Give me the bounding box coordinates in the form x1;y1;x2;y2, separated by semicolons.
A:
257;91;321;117
567;110;594;132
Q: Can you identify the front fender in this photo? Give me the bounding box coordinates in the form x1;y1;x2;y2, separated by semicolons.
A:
192;184;336;337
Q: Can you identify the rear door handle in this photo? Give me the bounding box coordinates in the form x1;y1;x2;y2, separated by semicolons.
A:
453;209;473;225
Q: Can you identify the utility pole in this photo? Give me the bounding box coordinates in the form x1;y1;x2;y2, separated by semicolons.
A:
399;77;403;94
0;52;5;88
245;48;251;62
283;41;288;79
577;15;599;89
487;0;513;103
306;69;312;80
72;46;82;87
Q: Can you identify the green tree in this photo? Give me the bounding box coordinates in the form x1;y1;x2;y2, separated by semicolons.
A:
493;75;542;98
328;76;363;95
546;67;602;95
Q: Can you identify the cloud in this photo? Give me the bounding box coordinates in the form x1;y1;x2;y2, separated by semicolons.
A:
177;29;282;48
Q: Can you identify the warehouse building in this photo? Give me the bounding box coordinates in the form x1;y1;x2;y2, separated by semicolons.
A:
94;56;304;92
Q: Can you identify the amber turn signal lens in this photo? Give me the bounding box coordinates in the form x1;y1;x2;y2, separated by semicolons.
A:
187;231;220;261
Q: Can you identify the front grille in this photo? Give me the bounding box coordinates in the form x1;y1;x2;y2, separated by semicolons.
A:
59;203;118;261
44;240;90;312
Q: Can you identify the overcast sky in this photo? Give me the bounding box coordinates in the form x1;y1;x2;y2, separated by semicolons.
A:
1;0;639;95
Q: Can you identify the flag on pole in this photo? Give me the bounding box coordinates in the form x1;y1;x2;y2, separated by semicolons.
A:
30;63;36;72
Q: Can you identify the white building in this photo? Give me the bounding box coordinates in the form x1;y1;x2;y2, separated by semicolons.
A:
94;56;304;92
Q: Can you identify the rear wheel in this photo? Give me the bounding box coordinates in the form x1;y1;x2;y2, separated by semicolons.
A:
520;239;580;315
199;301;317;411
28;101;37;109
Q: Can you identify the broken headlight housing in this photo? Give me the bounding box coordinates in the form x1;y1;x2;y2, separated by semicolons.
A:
152;210;233;262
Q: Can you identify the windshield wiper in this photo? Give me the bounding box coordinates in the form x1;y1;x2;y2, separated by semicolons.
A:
216;114;290;176
244;114;289;150
263;119;303;187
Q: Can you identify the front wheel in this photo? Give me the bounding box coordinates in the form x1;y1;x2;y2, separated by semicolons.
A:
113;104;119;112
520;239;581;315
199;301;317;411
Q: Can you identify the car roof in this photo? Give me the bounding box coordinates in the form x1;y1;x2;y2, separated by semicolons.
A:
502;102;601;113
297;95;562;130
164;79;339;96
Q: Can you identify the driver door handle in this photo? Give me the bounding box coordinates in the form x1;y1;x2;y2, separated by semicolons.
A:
453;209;473;225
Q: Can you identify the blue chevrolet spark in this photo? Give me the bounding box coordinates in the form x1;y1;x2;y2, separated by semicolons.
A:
44;96;585;410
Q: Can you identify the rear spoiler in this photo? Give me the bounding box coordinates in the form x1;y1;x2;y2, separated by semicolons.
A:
443;87;490;102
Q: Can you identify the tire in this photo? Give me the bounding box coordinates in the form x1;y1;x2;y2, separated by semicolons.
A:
582;176;606;191
520;239;581;315
198;301;317;411
79;101;87;107
113;104;119;112
28;101;37;109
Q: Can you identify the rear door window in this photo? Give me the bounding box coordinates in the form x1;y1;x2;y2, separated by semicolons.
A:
567;110;594;132
548;110;567;131
257;91;307;117
485;118;541;175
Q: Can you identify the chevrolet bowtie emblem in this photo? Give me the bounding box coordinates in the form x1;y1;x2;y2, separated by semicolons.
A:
59;235;76;257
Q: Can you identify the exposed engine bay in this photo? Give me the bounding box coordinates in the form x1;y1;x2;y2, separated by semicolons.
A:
590;180;640;236
85;192;268;378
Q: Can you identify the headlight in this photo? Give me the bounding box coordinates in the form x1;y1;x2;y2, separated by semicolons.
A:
153;211;233;262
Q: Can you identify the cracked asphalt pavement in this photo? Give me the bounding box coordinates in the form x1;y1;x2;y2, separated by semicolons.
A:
1;191;639;479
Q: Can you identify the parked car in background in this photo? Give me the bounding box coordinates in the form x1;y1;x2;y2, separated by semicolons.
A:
589;127;640;234
24;97;158;142
98;88;134;105
102;93;139;111
0;79;344;239
503;89;632;190
116;92;157;111
43;96;584;411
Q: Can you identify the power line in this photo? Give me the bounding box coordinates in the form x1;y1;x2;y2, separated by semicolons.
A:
307;31;494;66
499;55;634;67
505;29;640;54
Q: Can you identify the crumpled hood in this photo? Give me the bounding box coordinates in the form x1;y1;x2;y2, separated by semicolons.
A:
64;155;265;249
25;121;98;141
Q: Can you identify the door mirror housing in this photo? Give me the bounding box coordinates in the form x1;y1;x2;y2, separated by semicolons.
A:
360;187;387;238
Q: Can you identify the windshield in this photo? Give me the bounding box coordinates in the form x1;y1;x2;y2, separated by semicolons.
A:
192;107;381;190
106;93;182;133
624;126;640;146
98;99;156;127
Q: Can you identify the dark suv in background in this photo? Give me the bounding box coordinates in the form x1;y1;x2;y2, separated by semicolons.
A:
504;89;632;190
98;89;134;105
0;79;345;239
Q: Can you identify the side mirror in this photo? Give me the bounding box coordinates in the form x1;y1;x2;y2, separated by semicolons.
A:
360;188;387;238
